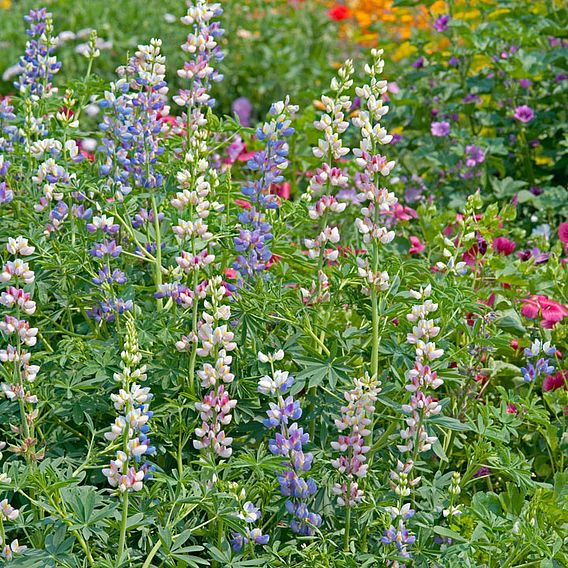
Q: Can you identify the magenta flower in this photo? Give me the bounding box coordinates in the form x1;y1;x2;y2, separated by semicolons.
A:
409;236;425;255
492;236;516;256
431;121;450;137
514;105;534;123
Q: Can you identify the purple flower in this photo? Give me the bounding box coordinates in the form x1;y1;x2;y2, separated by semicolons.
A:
514;105;534;123
519;79;532;89
465;145;485;167
434;15;450;32
431;121;450;137
232;97;252;127
412;56;425;69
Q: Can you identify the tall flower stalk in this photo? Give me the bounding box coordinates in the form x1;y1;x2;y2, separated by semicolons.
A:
0;237;41;462
331;373;381;550
351;48;396;387
102;313;153;564
233;98;297;279
384;284;445;565
258;349;322;535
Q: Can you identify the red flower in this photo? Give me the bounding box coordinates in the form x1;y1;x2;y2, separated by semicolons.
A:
235;199;251;209
272;181;291;200
543;370;567;392
408;236;425;254
492;236;516;256
328;4;351;21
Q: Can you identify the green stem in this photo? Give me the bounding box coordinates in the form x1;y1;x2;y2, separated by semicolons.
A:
142;538;162;568
117;491;129;566
150;193;163;310
343;502;351;552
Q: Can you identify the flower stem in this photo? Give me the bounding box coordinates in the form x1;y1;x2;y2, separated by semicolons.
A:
150;193;163;310
117;491;129;566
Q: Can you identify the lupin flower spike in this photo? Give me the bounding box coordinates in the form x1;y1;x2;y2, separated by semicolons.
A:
258;350;322;535
102;313;154;492
233;98;298;279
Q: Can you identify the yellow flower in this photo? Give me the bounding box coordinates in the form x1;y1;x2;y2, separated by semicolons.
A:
1;0;12;8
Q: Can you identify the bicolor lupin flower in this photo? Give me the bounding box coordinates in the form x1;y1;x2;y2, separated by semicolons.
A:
382;283;446;565
258;350;322;535
103;314;154;492
521;339;556;383
229;485;269;553
174;0;224;136
15;8;61;100
331;373;381;507
0;237;43;462
351;49;398;296
186;277;237;459
301;60;354;304
234;98;298;279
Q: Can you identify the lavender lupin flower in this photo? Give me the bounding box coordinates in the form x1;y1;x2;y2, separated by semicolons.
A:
233;98;298;279
258;350;322;535
229;485;269;552
521;339;556;383
15;8;61;100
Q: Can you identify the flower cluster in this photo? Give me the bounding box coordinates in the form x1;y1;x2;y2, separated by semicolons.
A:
86;221;131;323
174;0;224;132
302;60;353;304
331;373;381;507
234;98;297;279
177;277;237;459
351;48;397;296
14;8;61;99
258;350;322;535
0;237;42;461
229;485;269;552
520;339;556;383
98;39;168;199
384;284;445;565
0;98;16;208
102;314;154;492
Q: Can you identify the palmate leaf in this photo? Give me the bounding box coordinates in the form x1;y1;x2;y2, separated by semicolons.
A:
293;354;352;390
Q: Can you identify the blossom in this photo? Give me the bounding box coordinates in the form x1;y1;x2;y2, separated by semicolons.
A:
520;295;568;328
558;222;568;248
328;5;351;21
434;15;450;32
409;236;425;254
431;121;450;137
492;236;516;256
543;370;567;392
103;316;153;492
331;374;381;506
234;98;297;278
514;105;534;123
258;352;321;535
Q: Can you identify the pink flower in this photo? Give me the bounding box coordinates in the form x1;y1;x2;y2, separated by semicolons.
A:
520;295;568;328
514;105;534;123
409;236;425;254
558;222;568;249
431;121;450;137
492;236;516;256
